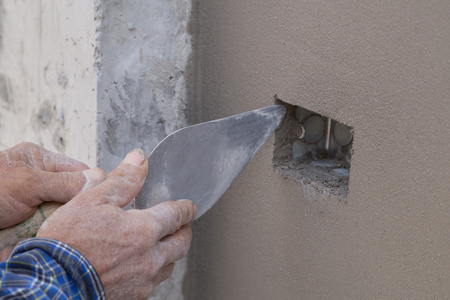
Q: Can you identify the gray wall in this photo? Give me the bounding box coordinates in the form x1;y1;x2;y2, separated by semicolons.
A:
2;1;449;299
0;1;97;163
0;1;192;299
187;1;450;299
95;2;192;299
96;0;192;173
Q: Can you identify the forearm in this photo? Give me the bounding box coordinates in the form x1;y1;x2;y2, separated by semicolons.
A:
0;238;104;300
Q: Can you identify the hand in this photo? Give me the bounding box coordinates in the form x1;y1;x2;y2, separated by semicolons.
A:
0;142;106;229
37;149;197;299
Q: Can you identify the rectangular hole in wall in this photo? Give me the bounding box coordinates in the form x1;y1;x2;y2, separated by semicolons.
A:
273;99;353;200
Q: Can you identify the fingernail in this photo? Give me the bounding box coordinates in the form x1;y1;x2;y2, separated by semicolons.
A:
82;168;107;191
123;149;146;166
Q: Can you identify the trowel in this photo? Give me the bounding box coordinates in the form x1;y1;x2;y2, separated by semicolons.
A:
0;105;286;248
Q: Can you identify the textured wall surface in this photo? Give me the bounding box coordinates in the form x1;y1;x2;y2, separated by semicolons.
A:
3;0;449;299
0;1;98;165
94;1;192;299
96;0;191;173
0;1;192;299
188;0;450;299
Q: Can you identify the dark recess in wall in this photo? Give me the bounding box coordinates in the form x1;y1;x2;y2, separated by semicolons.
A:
273;99;353;200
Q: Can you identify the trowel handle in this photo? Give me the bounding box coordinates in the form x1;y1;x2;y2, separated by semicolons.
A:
0;202;62;250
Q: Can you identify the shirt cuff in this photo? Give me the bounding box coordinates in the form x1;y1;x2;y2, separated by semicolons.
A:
11;238;105;299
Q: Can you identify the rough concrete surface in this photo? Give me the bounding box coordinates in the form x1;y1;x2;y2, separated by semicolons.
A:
0;1;98;165
188;0;450;299
94;1;192;299
95;0;191;173
0;1;192;298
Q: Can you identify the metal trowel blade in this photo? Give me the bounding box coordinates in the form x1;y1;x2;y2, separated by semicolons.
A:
135;105;286;219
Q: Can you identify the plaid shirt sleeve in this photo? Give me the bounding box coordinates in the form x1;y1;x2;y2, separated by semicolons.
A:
0;238;105;300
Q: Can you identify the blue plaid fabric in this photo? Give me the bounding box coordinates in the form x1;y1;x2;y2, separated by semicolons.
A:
0;238;105;300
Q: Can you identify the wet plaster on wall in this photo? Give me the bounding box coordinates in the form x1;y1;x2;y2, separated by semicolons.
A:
188;0;450;299
95;1;192;299
0;1;98;165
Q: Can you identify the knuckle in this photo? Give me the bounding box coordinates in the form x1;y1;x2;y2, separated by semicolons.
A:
15;142;42;157
159;201;182;223
25;169;40;184
133;213;150;232
172;201;185;221
16;142;36;150
60;171;75;185
132;211;160;241
174;203;184;223
178;199;197;221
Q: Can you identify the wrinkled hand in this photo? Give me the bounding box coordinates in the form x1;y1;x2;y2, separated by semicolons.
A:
0;142;106;229
37;149;197;299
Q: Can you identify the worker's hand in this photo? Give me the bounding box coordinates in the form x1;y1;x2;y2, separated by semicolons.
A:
37;149;197;299
0;142;106;229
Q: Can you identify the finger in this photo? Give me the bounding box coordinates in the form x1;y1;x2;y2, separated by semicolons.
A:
153;263;175;286
40;148;90;172
86;149;148;207
38;167;107;203
5;142;89;172
145;200;197;240
156;225;192;267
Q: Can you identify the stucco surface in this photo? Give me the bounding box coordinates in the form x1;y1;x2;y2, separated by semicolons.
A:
188;1;450;299
0;1;97;165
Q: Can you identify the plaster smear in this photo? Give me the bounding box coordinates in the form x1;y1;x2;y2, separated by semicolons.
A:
94;1;192;299
95;0;192;172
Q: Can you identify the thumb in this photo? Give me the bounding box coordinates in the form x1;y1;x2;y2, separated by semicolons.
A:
38;167;107;203
81;149;148;207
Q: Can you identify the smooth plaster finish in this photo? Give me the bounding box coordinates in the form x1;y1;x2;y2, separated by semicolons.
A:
0;1;97;165
188;1;450;299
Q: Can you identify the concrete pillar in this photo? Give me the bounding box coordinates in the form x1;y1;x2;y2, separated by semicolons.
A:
96;0;191;173
0;0;192;299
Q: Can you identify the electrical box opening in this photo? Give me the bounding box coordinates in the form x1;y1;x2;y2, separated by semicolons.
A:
273;100;353;200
